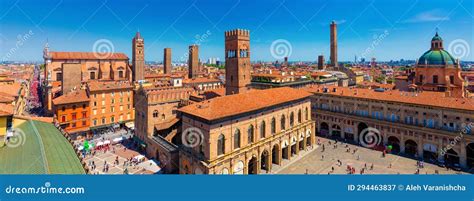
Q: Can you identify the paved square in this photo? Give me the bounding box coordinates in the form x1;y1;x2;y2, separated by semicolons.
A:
276;137;468;175
83;144;155;175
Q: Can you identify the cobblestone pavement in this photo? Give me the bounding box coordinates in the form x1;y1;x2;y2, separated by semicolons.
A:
277;137;467;175
83;144;153;175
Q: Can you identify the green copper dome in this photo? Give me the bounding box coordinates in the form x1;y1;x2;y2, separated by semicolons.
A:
418;49;456;65
417;32;457;66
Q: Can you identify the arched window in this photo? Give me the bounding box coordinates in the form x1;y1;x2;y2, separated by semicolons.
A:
281;115;286;130
305;107;309;120
260;121;266;138
290;112;295;127
234;129;241;149
153;110;159;118
247;125;254;144
298;109;302;123
161;114;165;120
217;134;225;155
271;117;276;134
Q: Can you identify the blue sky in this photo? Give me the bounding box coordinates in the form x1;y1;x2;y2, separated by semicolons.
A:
0;0;473;62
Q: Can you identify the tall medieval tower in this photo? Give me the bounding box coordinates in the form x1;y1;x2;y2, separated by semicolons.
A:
132;32;145;82
225;29;250;95
188;45;199;79
330;21;338;68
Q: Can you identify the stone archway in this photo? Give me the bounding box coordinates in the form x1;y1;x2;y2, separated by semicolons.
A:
261;150;270;172
423;143;438;162
320;122;329;136
248;156;258;174
272;144;281;165
331;124;342;139
357;122;368;137
405;139;418;157
444;149;459;166
281;140;289;160
387;136;400;154
233;160;244;174
299;132;305;151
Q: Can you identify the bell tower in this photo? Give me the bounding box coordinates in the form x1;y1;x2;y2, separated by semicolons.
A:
225;29;250;95
132;32;145;82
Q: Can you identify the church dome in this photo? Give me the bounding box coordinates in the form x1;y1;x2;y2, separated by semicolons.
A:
417;32;457;66
418;49;456;65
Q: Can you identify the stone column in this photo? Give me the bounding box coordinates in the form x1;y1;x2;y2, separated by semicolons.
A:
303;133;307;150
460;141;467;168
268;150;273;172
256;155;261;174
400;134;405;154
278;146;283;165
437;137;444;162
341;128;345;139
417;138;424;159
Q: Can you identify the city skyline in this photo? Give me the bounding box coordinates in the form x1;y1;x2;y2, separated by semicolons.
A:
0;0;473;62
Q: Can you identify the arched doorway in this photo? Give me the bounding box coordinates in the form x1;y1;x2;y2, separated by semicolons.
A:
248;156;258;174
387;136;400;154
405;139;418;157
272;144;280;165
299;133;305;151
444;149;459;166
357;122;368;137
261;150;270;172
282;141;289;160
466;143;474;169
306;130;312;147
423;143;438;163
233;161;244;174
320;122;329;136
290;136;297;157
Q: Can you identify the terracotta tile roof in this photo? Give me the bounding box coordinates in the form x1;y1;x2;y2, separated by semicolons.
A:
154;118;180;131
182;77;221;84
52;90;89;105
179;87;312;121
145;73;170;79
50;52;128;60
0;93;15;103
0;103;14;116
304;86;474;111
87;80;133;92
0;83;21;97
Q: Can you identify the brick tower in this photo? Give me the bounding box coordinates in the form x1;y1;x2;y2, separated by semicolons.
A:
164;48;172;74
330;21;338;68
225;29;250;95
132;32;145;82
188;45;199;79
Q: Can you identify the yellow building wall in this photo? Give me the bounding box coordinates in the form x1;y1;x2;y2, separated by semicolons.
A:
0;116;6;136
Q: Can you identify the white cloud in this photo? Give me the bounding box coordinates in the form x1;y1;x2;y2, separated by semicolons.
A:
402;10;450;23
